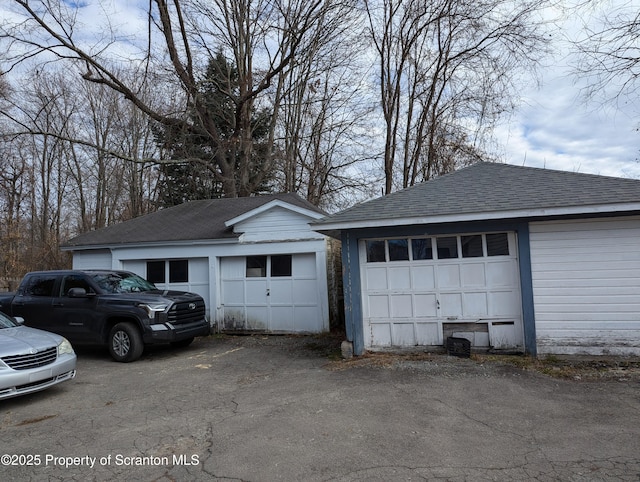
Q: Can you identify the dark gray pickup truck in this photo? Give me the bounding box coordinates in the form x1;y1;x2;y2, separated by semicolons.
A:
0;270;211;362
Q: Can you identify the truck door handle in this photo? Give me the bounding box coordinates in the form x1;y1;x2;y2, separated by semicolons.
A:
53;302;64;307
266;289;270;296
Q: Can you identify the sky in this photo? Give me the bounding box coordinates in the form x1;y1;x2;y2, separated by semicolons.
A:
2;0;639;181
496;1;640;179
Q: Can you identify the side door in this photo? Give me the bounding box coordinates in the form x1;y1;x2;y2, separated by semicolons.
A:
52;274;101;343
11;274;59;333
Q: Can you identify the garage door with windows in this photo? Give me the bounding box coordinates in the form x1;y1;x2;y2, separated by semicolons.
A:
220;253;324;333
360;232;523;350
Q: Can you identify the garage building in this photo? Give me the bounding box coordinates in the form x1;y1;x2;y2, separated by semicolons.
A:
62;194;331;334
312;162;640;356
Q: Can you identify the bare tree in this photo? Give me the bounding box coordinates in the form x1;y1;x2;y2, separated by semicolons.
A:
365;0;550;194
572;1;640;102
0;137;31;278
270;0;379;211
1;0;329;198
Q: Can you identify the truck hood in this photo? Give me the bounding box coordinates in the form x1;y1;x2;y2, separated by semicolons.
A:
0;325;63;358
98;290;201;304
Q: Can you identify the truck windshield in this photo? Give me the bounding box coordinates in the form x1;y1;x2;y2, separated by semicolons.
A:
91;272;157;294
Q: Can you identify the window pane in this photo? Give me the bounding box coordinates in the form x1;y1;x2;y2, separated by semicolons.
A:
246;256;267;277
169;260;189;282
388;239;409;261
62;275;94;296
271;255;292;277
366;240;386;262
147;261;165;283
25;276;57;296
436;237;458;259
411;238;433;260
461;235;483;257
487;233;510;256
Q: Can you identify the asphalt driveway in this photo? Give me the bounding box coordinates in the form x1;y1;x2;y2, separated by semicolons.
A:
1;334;639;481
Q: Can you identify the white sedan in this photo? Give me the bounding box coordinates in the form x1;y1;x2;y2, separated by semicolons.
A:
0;312;76;400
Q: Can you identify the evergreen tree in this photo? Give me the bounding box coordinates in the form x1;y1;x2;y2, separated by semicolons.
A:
156;52;273;207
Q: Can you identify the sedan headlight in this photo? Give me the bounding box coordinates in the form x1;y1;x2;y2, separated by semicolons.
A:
138;303;170;320
58;338;75;356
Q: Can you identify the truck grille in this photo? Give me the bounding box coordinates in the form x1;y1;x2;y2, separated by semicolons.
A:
2;347;57;370
167;299;206;325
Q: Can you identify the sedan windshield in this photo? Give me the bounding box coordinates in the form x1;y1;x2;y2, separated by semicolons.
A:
0;312;18;329
91;272;157;294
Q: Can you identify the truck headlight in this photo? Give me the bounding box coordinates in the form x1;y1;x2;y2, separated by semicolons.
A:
58;338;75;356
138;303;170;320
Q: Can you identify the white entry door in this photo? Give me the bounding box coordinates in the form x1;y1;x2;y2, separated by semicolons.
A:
361;232;523;350
220;253;323;333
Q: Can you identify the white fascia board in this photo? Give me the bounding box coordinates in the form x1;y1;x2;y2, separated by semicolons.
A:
225;200;324;228
60;238;239;252
312;202;640;232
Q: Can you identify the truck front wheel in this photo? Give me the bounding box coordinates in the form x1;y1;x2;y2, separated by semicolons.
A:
108;322;144;362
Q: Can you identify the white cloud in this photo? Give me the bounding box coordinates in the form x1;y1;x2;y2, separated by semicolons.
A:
497;1;639;179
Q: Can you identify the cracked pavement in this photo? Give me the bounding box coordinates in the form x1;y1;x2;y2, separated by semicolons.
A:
1;335;639;481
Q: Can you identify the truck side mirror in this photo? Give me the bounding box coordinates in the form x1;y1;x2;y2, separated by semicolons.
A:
68;287;92;298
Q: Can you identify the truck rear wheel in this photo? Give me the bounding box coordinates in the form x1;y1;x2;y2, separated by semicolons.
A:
108;322;144;362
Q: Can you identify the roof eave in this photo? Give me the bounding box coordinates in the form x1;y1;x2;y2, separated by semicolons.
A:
312;202;640;233
60;237;240;251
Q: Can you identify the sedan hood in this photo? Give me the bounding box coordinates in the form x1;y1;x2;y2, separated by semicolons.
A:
0;326;61;357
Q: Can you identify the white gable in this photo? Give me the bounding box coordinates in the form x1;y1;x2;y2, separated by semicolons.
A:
232;205;326;243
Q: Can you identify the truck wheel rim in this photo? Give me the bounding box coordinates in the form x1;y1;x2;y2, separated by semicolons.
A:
113;331;130;356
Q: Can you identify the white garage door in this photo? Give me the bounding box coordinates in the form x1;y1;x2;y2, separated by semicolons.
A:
360;232;523;350
530;217;640;356
220;253;324;333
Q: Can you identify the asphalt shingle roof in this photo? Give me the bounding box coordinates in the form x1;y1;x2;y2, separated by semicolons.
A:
313;162;640;228
63;193;323;248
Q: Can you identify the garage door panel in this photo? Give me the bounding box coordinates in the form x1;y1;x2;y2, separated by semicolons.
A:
490;291;520;316
438;265;461;288
390;294;413;317
440;293;463;317
269;306;294;331
461;263;486;287
370;323;392;346
366;267;388;290
393;324;415;345
246;307;268;330
222;280;245;305
412;265;435;289
464;292;488;316
246;280;268;304
221;257;246;279
293;279;318;304
368;295;390;318
270;279;293;304
414;294;437;316
415;322;441;345
294;306;322;332
293;253;316;277
389;266;411;289
489;322;519;349
487;261;517;287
